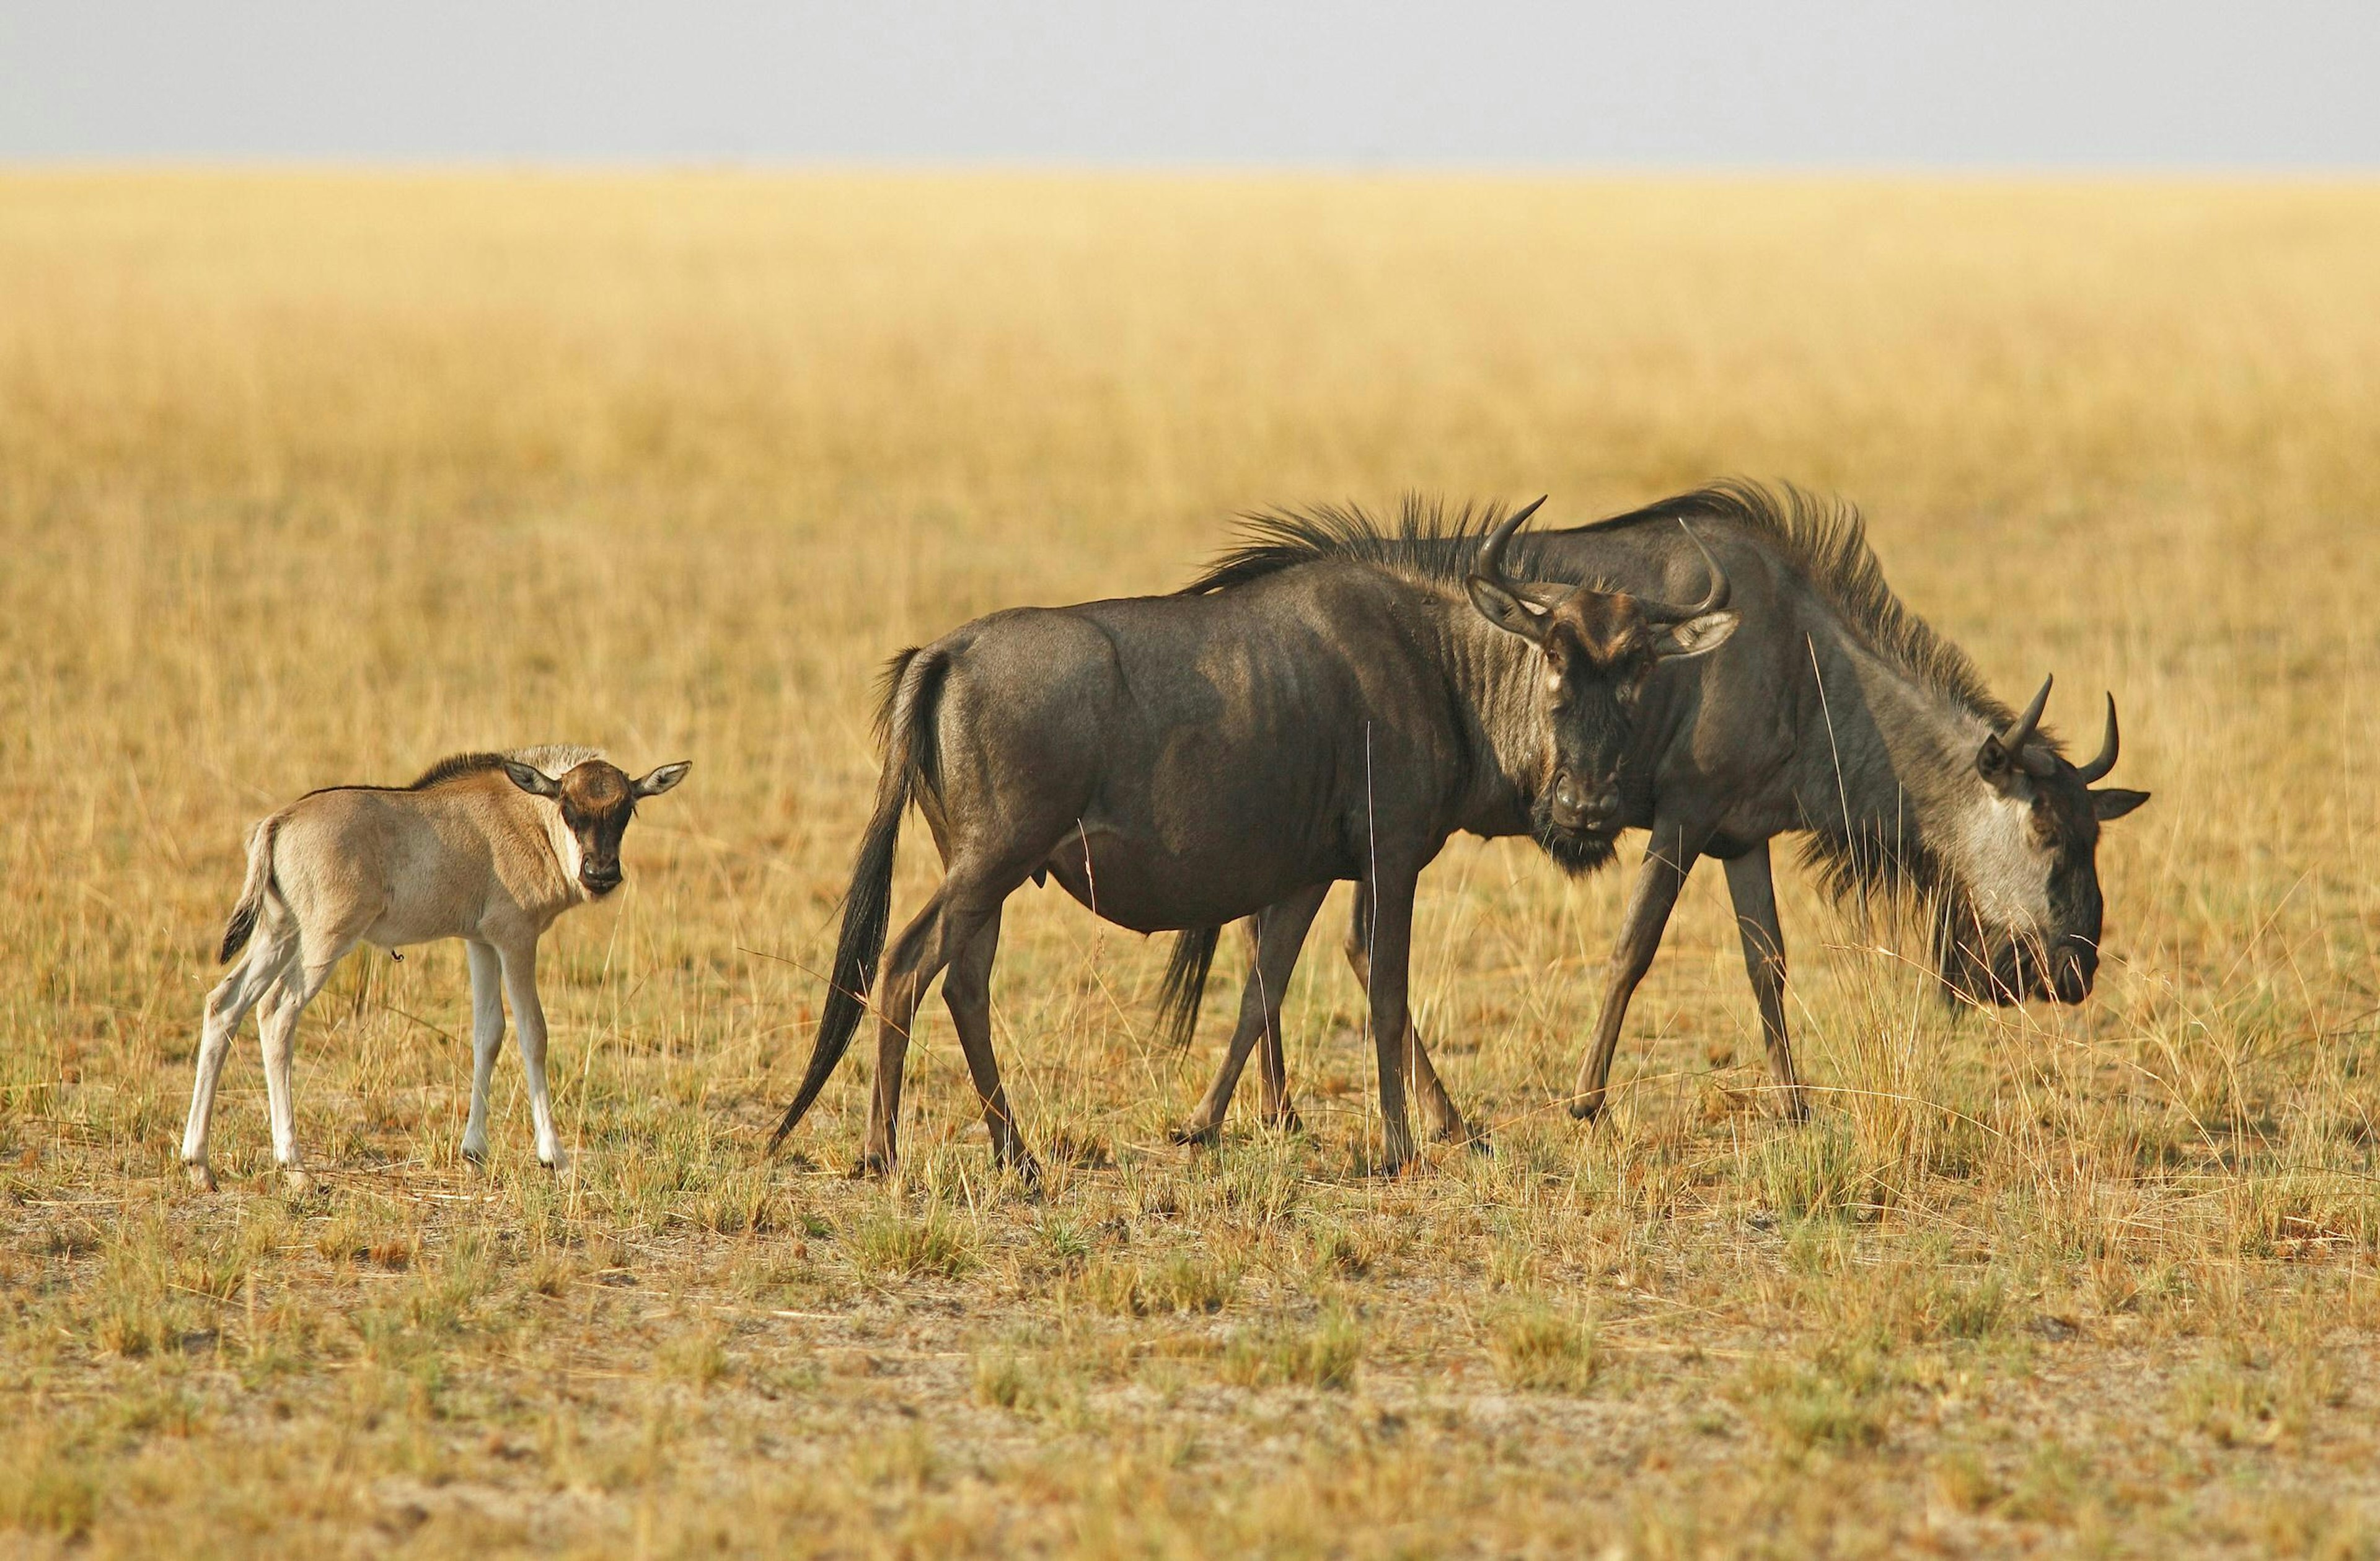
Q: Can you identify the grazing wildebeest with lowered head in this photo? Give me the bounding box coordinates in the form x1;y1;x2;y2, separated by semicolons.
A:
767;498;1742;1177
1169;482;2150;1136
183;747;690;1191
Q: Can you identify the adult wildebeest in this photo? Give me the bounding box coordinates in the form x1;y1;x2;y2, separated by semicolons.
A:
1171;481;2150;1138
183;747;690;1192
767;498;1742;1178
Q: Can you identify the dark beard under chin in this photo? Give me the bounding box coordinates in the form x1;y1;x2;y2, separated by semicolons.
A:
1532;796;1618;877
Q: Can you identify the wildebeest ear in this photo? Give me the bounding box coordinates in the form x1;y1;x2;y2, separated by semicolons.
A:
503;761;562;798
1975;735;2017;787
1651;610;1739;661
1465;575;1551;644
633;760;692;798
2091;787;2149;822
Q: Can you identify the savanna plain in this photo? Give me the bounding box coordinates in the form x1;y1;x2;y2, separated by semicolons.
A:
3;174;2379;1559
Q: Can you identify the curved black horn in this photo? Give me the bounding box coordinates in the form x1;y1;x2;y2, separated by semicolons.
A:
1640;519;1732;625
2076;693;2119;783
1473;495;1549;591
2001;674;2053;755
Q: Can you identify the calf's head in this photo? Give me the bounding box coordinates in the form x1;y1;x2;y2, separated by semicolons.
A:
1466;501;1740;871
504;757;692;897
1940;679;2149;1005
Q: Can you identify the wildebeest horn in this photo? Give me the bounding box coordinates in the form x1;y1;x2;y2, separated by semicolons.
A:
2076;693;2119;783
2002;674;2053;756
1639;520;1731;625
1474;495;1550;591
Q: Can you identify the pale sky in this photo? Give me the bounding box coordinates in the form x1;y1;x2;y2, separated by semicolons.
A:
2;1;2374;167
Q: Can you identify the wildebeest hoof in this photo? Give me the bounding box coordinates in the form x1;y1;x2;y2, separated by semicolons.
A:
540;1151;573;1176
1169;1122;1222;1149
281;1169;315;1197
1264;1109;1307;1136
1569;1097;1604;1124
849;1151;895;1181
461;1143;488;1167
185;1162;218;1193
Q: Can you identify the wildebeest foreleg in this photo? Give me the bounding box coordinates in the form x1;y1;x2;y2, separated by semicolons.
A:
459;940;506;1164
1360;864;1423;1173
1723;843;1808;1120
941;907;1039;1182
1570;824;1703;1123
1346;881;1471;1144
498;939;569;1173
1175;884;1329;1145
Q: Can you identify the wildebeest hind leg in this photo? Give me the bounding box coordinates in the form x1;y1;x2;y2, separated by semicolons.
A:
858;887;996;1179
1723;844;1807;1122
941;907;1039;1184
1176;885;1328;1145
1346;882;1471;1145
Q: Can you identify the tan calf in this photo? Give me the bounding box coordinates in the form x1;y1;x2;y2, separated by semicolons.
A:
182;746;689;1191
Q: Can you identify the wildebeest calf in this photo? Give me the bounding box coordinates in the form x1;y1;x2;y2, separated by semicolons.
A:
182;746;689;1192
768;498;1740;1178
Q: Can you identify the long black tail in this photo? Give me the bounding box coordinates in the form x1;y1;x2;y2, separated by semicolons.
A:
769;648;949;1153
1156;925;1221;1049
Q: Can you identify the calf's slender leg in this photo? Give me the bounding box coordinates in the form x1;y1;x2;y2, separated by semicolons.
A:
181;920;296;1190
940;906;1039;1181
497;939;568;1172
1722;843;1808;1120
1346;880;1470;1143
459;940;507;1164
1176;884;1328;1145
258;943;353;1192
1571;821;1705;1122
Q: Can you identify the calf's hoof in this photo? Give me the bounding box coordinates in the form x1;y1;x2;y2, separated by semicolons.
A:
185;1161;218;1193
540;1151;573;1177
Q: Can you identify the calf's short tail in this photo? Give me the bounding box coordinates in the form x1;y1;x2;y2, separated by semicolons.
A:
769;648;950;1154
217;815;283;964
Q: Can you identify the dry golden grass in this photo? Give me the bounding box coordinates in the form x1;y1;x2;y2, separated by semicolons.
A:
2;171;2379;1557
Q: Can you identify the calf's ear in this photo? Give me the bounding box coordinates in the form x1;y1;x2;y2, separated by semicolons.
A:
2091;787;2149;822
633;760;692;798
503;762;562;798
1652;609;1739;661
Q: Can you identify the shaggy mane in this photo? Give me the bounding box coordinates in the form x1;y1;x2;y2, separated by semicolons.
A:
1185;485;2003;734
1185;481;2017;912
1178;495;1537;597
1577;480;2012;729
